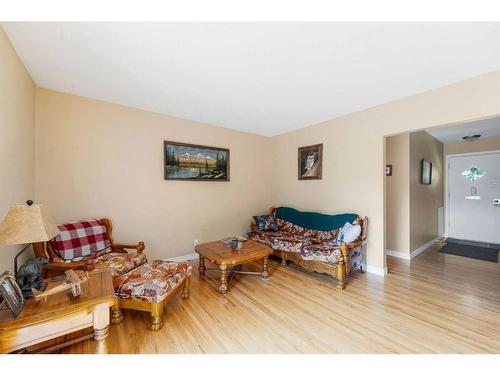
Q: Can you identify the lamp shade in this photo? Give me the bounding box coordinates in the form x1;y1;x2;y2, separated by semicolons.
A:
0;204;59;245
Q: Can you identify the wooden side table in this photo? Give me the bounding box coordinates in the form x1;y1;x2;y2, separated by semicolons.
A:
0;269;117;354
195;239;272;294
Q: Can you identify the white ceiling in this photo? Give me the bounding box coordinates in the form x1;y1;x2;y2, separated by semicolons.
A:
426;116;500;144
3;22;500;137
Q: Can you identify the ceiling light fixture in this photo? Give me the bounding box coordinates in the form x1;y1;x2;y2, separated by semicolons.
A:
462;134;481;142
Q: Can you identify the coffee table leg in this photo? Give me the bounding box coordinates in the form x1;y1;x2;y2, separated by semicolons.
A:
219;264;228;294
199;254;205;276
261;256;269;280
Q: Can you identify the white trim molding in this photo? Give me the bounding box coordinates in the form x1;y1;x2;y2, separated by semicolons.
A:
165;253;198;262
410;237;440;259
386;237;441;261
386;250;411;260
366;265;388;277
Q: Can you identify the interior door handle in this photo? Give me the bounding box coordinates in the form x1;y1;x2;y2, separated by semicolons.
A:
494;198;500;207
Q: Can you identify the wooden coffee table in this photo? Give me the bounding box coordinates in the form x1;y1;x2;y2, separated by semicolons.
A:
195;239;272;294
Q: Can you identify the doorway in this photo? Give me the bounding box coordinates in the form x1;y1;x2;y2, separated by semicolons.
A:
446;150;500;245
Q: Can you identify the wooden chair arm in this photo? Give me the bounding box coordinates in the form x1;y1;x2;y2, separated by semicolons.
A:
43;261;87;271
111;241;145;254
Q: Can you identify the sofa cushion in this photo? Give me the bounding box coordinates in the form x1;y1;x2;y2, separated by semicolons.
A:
51;219;111;261
275;207;358;232
113;260;191;303
253;215;278;232
250;231;304;253
275;217;345;243
91;251;147;279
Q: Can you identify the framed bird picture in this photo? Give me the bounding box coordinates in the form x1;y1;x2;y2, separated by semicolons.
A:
298;144;323;180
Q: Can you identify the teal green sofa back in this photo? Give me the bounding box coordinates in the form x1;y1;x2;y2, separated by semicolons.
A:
274;207;358;232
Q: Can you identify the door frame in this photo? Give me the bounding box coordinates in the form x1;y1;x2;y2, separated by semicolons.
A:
445;149;500;239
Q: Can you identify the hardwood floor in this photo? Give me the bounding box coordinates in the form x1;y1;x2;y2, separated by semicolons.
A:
61;243;500;354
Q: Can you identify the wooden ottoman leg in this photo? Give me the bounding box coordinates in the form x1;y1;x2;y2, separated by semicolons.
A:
182;275;191;299
150;302;164;331
111;299;123;324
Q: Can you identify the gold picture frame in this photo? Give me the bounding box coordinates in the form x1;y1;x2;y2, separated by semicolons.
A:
164;141;230;181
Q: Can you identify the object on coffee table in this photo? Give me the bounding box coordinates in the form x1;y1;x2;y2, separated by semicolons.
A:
230;239;239;250
32;270;88;301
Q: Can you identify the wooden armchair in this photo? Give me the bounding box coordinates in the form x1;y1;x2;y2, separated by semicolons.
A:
32;218;145;276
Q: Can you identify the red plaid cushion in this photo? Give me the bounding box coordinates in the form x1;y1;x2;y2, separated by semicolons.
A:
51;220;111;261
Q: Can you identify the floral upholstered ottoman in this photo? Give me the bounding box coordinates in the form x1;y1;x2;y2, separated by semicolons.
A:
111;260;192;331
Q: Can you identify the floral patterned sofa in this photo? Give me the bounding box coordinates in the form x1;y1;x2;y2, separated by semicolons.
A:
249;207;367;289
33;218;191;331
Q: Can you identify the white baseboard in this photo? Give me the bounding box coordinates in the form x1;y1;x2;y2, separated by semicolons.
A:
165;253;198;262
409;237;440;259
386;250;411;260
386;237;440;261
366;265;388;277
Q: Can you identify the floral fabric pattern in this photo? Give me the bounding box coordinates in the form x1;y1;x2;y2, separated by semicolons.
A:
91;251;147;278
251;231;304;253
275;217;342;242
113;260;192;303
301;244;343;264
250;215;364;265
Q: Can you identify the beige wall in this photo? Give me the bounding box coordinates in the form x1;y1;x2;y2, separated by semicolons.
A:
444;135;500;156
270;71;500;272
409;131;444;251
385;133;410;253
34;88;272;261
0;28;36;273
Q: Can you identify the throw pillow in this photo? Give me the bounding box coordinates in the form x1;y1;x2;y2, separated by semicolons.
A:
336;222;361;244
253;215;279;232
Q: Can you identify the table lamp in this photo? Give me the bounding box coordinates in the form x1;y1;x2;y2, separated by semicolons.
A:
0;200;59;276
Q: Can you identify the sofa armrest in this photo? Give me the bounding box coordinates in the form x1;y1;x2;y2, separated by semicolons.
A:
111;241;145;254
345;240;366;249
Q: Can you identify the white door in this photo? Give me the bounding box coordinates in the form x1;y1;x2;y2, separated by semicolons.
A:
448;151;500;244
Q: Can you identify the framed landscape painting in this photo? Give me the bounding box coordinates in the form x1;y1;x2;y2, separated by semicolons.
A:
298;143;323;180
164;141;230;181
